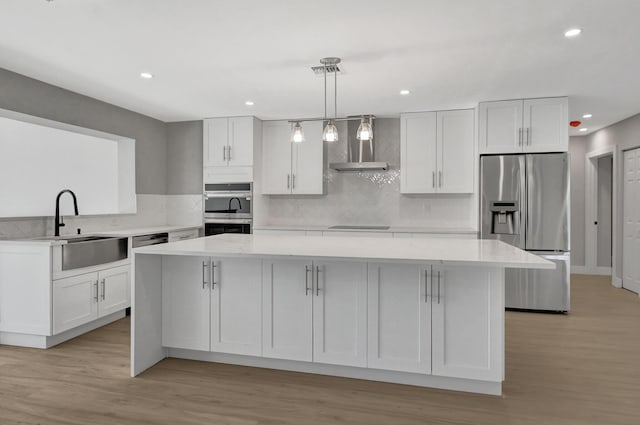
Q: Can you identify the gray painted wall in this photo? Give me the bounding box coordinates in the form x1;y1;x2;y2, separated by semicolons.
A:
167;120;203;194
597;156;612;267
569;137;586;266
579;112;640;279
0;67;167;194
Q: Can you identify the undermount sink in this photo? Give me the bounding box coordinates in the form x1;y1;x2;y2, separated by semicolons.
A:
328;225;391;230
31;234;128;270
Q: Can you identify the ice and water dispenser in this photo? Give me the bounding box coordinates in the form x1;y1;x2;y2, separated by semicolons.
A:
490;201;519;235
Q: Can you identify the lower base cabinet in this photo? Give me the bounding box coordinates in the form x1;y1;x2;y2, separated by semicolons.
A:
367;263;431;374
262;259;313;361
211;258;262;356
162;255;263;354
260;259;369;366
53;265;130;334
431;267;503;381
160;256;502;383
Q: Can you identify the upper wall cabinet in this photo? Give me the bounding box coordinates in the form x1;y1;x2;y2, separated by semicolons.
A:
203;116;258;183
261;120;323;195
0;108;136;218
401;109;475;194
478;97;568;154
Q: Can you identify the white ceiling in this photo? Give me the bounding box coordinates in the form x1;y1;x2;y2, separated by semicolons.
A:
1;0;639;136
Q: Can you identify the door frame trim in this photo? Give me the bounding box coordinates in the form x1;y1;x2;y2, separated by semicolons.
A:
585;146;617;282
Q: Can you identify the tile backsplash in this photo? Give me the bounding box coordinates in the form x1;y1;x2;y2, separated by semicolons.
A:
0;194;202;239
254;118;478;229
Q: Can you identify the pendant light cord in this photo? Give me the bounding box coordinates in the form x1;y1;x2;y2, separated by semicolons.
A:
323;66;327;120
334;66;337;119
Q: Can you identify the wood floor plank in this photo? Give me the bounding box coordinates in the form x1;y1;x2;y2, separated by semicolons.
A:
0;274;639;424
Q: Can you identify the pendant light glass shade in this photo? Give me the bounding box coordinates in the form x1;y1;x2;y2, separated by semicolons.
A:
356;117;373;141
290;122;305;143
323;120;339;142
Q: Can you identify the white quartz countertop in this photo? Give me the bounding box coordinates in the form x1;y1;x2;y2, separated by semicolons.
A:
92;225;201;237
134;234;554;269
254;224;477;234
0;225;201;246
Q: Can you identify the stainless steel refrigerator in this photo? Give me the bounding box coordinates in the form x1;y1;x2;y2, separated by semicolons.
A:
480;153;570;312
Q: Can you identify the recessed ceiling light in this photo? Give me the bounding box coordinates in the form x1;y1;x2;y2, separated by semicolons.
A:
564;28;582;38
245;101;255;106
140;72;153;79
399;89;410;95
579;128;588;132
582;113;592;119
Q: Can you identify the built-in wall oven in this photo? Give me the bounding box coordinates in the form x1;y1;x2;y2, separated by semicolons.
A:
203;183;252;236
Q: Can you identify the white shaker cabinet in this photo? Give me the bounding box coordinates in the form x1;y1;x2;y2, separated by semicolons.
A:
262;259;313;361
431;266;503;381
400;112;437;193
210;258;262;356
53;265;130;334
478;97;568;154
53;272;99;334
367;263;431;374
261;120;323;195
401;109;474;194
203;116;257;183
162;256;210;351
312;261;368;367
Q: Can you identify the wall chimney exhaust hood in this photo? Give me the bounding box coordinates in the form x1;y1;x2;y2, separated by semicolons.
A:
330;117;388;171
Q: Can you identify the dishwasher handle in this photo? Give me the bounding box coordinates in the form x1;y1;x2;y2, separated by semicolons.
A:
132;233;169;248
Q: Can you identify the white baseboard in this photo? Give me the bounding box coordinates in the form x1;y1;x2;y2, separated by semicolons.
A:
571;266;612;276
612;276;623;288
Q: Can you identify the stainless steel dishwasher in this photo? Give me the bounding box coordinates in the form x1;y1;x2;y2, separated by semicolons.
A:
132;233;169;248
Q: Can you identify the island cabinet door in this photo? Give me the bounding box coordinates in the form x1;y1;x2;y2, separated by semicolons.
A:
431;267;504;381
162;256;211;351
262;259;313;361
312;261;368;367
210;258;263;356
367;263;431;374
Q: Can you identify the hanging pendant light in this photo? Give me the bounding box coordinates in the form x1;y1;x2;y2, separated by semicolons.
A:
356;116;373;141
291;122;305;143
322;121;339;142
321;57;340;142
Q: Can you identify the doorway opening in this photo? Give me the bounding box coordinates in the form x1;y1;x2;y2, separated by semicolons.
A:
585;147;617;280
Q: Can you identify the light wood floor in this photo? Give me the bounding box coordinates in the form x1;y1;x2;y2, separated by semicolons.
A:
1;274;639;425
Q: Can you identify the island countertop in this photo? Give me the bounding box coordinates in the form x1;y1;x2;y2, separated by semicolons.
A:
133;234;554;269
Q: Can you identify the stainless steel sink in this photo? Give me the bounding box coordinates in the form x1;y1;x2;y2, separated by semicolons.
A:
328;225;390;230
58;235;128;270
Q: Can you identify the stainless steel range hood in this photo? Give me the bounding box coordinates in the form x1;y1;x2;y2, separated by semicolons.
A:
330;118;388;171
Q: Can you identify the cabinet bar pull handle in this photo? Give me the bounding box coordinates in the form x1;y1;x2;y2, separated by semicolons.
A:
424;269;429;303
94;280;99;302
101;279;106;301
437;271;441;304
222;146;226;161
211;263;217;290
432;171;435;188
202;261;208;289
287;174;290;189
315;265;321;296
227;145;232;160
439;171;443;188
305;265;311;296
292;174;295;190
526;128;531;146
518;128;523;146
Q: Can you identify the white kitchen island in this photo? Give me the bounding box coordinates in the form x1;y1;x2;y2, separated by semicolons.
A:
131;234;553;395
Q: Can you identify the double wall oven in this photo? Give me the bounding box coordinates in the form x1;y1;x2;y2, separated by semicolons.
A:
204;183;252;236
